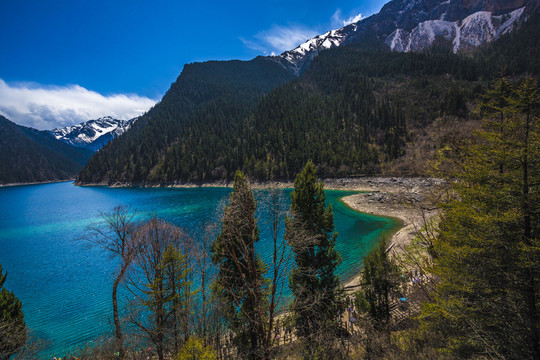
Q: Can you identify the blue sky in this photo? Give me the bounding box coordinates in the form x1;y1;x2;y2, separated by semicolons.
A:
0;0;388;129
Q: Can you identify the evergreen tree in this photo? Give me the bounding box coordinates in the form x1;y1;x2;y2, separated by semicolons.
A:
355;235;401;326
211;171;268;360
162;245;194;353
0;264;26;360
285;161;342;359
421;77;540;358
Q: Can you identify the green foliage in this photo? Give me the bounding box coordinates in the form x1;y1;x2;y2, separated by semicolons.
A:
285;161;342;358
0;264;26;360
175;337;216;360
420;77;540;358
211;171;268;359
161;244;194;351
355;235;402;326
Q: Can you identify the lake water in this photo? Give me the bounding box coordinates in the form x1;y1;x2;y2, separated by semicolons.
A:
0;181;399;357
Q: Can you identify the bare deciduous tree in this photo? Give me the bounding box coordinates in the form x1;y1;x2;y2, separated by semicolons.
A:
261;189;292;355
84;205;142;359
126;218;194;360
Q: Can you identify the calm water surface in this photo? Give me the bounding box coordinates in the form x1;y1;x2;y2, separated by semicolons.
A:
0;181;399;357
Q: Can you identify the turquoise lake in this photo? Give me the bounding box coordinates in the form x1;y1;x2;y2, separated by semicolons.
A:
0;181;399;357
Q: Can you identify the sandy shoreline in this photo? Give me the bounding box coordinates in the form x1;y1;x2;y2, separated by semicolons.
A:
334;178;441;290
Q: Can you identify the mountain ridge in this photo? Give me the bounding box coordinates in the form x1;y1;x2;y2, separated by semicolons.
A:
76;56;295;184
272;0;539;75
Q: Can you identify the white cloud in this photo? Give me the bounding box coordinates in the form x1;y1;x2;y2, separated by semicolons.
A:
331;9;364;28
343;13;364;26
0;79;157;130
241;25;319;55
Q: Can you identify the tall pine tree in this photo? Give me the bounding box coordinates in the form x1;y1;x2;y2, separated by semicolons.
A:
355;235;401;326
286;161;342;359
211;171;268;360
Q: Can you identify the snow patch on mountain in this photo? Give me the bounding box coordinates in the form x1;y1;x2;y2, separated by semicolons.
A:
386;6;526;53
387;29;410;52
495;6;526;36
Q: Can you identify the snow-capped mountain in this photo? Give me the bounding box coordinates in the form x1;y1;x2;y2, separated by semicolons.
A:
49;116;136;151
273;0;539;75
274;26;356;75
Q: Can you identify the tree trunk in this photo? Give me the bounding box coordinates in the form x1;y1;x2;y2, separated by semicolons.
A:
112;267;126;359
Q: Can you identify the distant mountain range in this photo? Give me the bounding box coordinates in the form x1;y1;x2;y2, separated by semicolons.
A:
0;115;134;184
272;0;539;74
49;116;137;151
0;115;93;185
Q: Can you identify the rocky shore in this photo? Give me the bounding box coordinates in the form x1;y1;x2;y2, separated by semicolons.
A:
79;176;440;190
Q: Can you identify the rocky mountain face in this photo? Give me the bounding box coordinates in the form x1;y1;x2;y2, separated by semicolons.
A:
49;116;136;151
385;4;526;52
273;0;539;74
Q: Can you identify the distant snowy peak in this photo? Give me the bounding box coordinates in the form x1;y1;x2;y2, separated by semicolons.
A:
386;6;526;52
49;116;136;151
272;0;538;74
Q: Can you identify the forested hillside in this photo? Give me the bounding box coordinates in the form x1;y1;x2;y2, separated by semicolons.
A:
0;115;93;184
77;14;540;185
77;57;295;184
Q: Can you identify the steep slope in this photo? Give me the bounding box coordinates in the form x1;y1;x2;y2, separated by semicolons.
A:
0;115;94;184
77;57;295;184
273;0;539;74
49;116;137;151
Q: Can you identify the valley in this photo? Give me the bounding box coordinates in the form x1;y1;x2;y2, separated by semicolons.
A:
0;0;539;358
